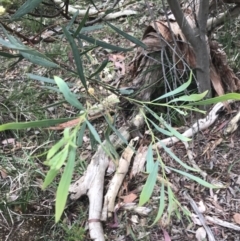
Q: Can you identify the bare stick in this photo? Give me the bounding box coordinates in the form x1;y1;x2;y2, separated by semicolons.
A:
69;127;130;241
102;138;137;220
153;101;227;150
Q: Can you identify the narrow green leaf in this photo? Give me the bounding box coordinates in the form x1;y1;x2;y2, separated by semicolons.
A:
73;8;90;37
62;27;87;90
158;140;197;171
0;38;28;50
55;145;76;222
168;91;208;103
146;144;154;173
38;100;66;110
145;106;163;121
89;59;108;78
151;183;165;225
27;74;56;85
78;33;133;52
63;128;71;139
0;29;58;68
104;115;128;146
21;51;59;68
66;10;79;31
47;138;65;160
42;168;58;189
187;93;240;106
54;76;84;110
53;147;69;169
161;121;191;142
153;71;192;101
148;119;173;136
88;0;98;9
168;167;218;188
0;117;75;131
1;25;22;45
45;148;66;167
118;88;135;95
11;0;43;20
106;22;147;49
139;161;158;206
171;107;188;116
86;120;101;144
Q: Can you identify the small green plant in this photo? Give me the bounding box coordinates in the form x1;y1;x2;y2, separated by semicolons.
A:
61;223;85;241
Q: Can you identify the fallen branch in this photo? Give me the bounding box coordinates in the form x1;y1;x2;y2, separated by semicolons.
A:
102;137;138;221
69;127;130;241
153;101;227;150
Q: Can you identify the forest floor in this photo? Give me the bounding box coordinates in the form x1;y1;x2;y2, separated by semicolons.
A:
1;1;240;240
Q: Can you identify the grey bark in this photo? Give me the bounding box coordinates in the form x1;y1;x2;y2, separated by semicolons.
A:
167;0;212;98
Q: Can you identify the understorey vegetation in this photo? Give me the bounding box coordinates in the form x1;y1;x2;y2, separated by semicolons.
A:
1;1;240;240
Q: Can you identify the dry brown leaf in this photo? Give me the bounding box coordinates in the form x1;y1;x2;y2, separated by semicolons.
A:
0;168;8;179
120;193;138;203
233;213;240;224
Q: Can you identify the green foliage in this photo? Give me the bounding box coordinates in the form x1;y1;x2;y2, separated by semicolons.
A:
139;160;158;206
1;2;240;234
136;73;237;223
11;0;43;20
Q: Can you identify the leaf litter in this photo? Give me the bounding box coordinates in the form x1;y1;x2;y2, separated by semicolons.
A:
1;1;240;241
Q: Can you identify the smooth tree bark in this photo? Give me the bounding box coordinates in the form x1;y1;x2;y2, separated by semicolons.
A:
167;0;212;98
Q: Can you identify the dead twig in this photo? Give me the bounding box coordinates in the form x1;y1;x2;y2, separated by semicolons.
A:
69;127;130;241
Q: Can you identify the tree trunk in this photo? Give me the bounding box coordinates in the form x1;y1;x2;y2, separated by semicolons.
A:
167;0;212;97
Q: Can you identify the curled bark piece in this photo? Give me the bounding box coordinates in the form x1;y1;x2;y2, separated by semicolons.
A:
102;138;138;221
69;127;130;241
